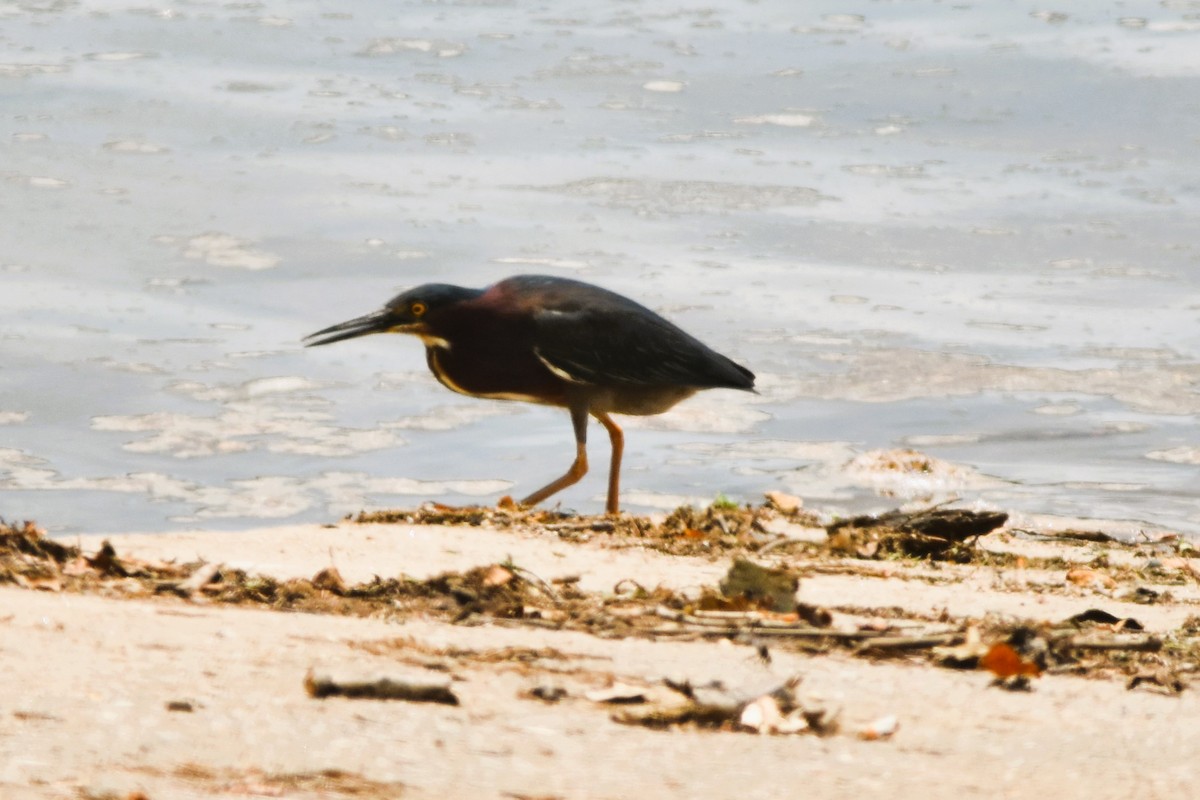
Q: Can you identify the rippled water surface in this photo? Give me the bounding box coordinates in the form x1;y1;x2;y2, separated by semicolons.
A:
3;0;1200;534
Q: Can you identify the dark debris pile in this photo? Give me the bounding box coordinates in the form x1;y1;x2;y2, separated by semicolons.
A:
827;507;1010;561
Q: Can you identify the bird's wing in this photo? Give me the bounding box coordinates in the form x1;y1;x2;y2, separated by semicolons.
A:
531;306;752;388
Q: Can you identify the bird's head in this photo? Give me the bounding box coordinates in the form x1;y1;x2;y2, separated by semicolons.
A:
303;283;482;348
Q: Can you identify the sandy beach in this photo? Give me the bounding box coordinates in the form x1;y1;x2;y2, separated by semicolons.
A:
4;499;1198;800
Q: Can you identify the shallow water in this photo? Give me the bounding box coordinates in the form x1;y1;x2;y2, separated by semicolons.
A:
3;0;1200;534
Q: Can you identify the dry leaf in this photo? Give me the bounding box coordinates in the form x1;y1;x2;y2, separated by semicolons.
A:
311;566;347;594
739;694;785;734
764;490;803;514
1066;568;1116;590
482;564;515;588
979;642;1042;678
859;714;899;741
585;683;647;704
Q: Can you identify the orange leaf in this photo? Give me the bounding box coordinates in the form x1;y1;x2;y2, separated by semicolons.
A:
1066;568;1116;590
979;642;1041;678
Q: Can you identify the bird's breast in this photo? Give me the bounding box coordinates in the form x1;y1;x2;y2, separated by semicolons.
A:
425;345;566;406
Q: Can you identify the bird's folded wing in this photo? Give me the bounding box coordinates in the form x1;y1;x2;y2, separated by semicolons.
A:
531;307;743;387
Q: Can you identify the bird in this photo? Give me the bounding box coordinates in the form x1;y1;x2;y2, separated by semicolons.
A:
303;274;755;515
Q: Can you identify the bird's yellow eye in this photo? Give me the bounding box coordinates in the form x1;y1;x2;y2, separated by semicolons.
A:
410;301;427;317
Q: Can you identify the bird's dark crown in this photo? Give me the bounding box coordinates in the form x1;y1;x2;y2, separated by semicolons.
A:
383;283;482;324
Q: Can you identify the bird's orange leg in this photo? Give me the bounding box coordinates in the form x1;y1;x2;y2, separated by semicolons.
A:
520;404;589;508
594;411;624;516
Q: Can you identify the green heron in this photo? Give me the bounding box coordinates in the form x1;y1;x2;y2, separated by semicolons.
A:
303;274;755;514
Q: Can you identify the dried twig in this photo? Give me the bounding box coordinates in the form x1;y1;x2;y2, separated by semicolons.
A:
304;671;459;705
544;520;615;533
652;607;897;641
1011;528;1117;544
1064;636;1162;653
857;633;962;651
507;565;561;603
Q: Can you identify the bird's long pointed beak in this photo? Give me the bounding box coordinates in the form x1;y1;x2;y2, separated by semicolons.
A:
302;309;395;347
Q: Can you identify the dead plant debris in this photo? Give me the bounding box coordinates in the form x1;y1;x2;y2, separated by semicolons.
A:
608;674;839;737
1126;667;1187;695
358;497;825;557
858;714;900;741
304;670;459;705
715;558;800;614
4;507;1198;695
135;764;409;800
827;507;1009;561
